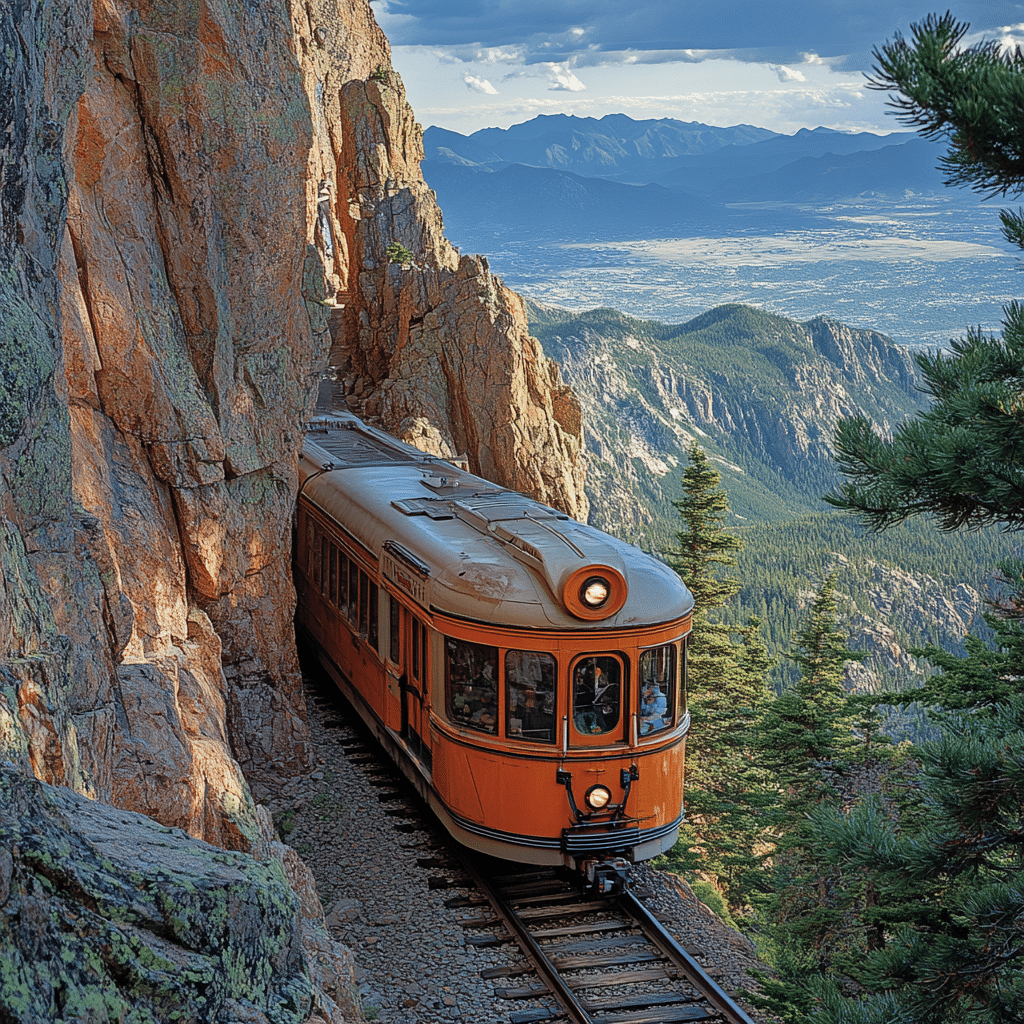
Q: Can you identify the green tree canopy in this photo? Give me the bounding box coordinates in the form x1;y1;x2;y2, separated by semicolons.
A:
667;441;742;614
801;16;1024;1022
663;444;773;903
825;12;1024;533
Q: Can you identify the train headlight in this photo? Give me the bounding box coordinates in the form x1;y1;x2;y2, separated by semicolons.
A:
585;784;613;811
580;577;610;609
562;565;627;620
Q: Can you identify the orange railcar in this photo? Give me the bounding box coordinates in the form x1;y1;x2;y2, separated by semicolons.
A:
295;413;693;893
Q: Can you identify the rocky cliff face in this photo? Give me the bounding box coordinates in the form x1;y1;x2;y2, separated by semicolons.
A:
1;0;585;1017
304;40;587;516
840;559;982;695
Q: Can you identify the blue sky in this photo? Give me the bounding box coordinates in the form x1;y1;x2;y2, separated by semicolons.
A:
370;2;1023;134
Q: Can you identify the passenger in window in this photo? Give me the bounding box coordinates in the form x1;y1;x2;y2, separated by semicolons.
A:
640;682;669;735
574;659;621;734
468;662;497;731
510;687;552;741
593;666;619;730
573;664;599;733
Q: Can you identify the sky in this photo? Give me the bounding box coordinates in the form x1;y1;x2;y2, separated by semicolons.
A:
369;1;1024;135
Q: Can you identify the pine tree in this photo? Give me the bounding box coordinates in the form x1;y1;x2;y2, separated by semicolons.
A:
663;443;773;903
800;16;1024;1020
758;574;865;811
746;575;874;1024
667;441;742;613
807;696;1024;1024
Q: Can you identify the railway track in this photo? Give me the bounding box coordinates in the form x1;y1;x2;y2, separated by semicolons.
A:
300;662;763;1023
450;853;759;1024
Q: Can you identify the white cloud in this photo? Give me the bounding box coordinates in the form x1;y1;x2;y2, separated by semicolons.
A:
463;74;499;94
543;62;587;92
767;63;807;83
503;61;587;92
995;22;1024;53
440;44;527;65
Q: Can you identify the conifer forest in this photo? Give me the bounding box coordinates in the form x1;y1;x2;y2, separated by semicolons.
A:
659;16;1024;1023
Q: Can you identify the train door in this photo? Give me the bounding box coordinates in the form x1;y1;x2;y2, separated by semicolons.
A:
569;653;629;746
388;593;430;763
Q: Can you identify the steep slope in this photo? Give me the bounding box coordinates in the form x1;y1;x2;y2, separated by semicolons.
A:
528;302;921;541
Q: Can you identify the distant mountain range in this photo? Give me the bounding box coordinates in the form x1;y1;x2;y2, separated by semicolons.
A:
422;114;952;244
424;113;777;179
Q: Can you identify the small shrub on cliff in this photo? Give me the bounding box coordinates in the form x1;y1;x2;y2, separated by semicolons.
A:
273;808;296;840
385;241;413;265
370;64;391;85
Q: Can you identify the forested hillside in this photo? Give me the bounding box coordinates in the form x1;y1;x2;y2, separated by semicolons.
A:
528;300;920;539
727;512;1019;693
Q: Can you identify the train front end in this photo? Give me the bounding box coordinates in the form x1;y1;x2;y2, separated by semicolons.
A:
422;514;694;896
298;414;693;896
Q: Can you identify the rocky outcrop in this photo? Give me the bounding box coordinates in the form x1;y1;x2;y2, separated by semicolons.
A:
303;42;587;517
0;767;356;1024
840;559;982;695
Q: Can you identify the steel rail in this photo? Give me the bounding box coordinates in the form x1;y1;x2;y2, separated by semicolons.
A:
619;889;759;1024
453;849;596;1024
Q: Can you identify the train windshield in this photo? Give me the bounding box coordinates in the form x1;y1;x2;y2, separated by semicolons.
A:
639;644;676;736
505;651;556;744
446;638;498;734
572;656;622;736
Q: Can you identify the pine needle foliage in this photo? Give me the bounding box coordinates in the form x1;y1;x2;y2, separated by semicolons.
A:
804;17;1024;1014
758;574;866;811
666;441;743;613
806;695;1024;1024
826;11;1024;533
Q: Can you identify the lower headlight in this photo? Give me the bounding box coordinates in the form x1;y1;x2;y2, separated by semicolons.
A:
585;784;613;811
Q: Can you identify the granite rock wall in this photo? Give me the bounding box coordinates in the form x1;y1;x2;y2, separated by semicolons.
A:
1;0;585;1017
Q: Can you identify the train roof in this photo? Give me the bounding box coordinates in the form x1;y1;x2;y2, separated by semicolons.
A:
298;413;694;632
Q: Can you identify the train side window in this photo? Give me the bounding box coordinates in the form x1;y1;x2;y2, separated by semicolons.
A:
311;523;322;589
338;552;350;620
412;617;420;679
505;651;556;744
445;637;498;735
639;644;676;736
348;557;358;623
389;595;400;663
421;623;428;692
320;534;329;596
679;639;688;718
307;520;317;581
359;570;369;636
369;581;379;651
572;656;622;736
328;543;338;606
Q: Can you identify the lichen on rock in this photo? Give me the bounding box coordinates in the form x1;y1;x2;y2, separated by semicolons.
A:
0;767;356;1024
